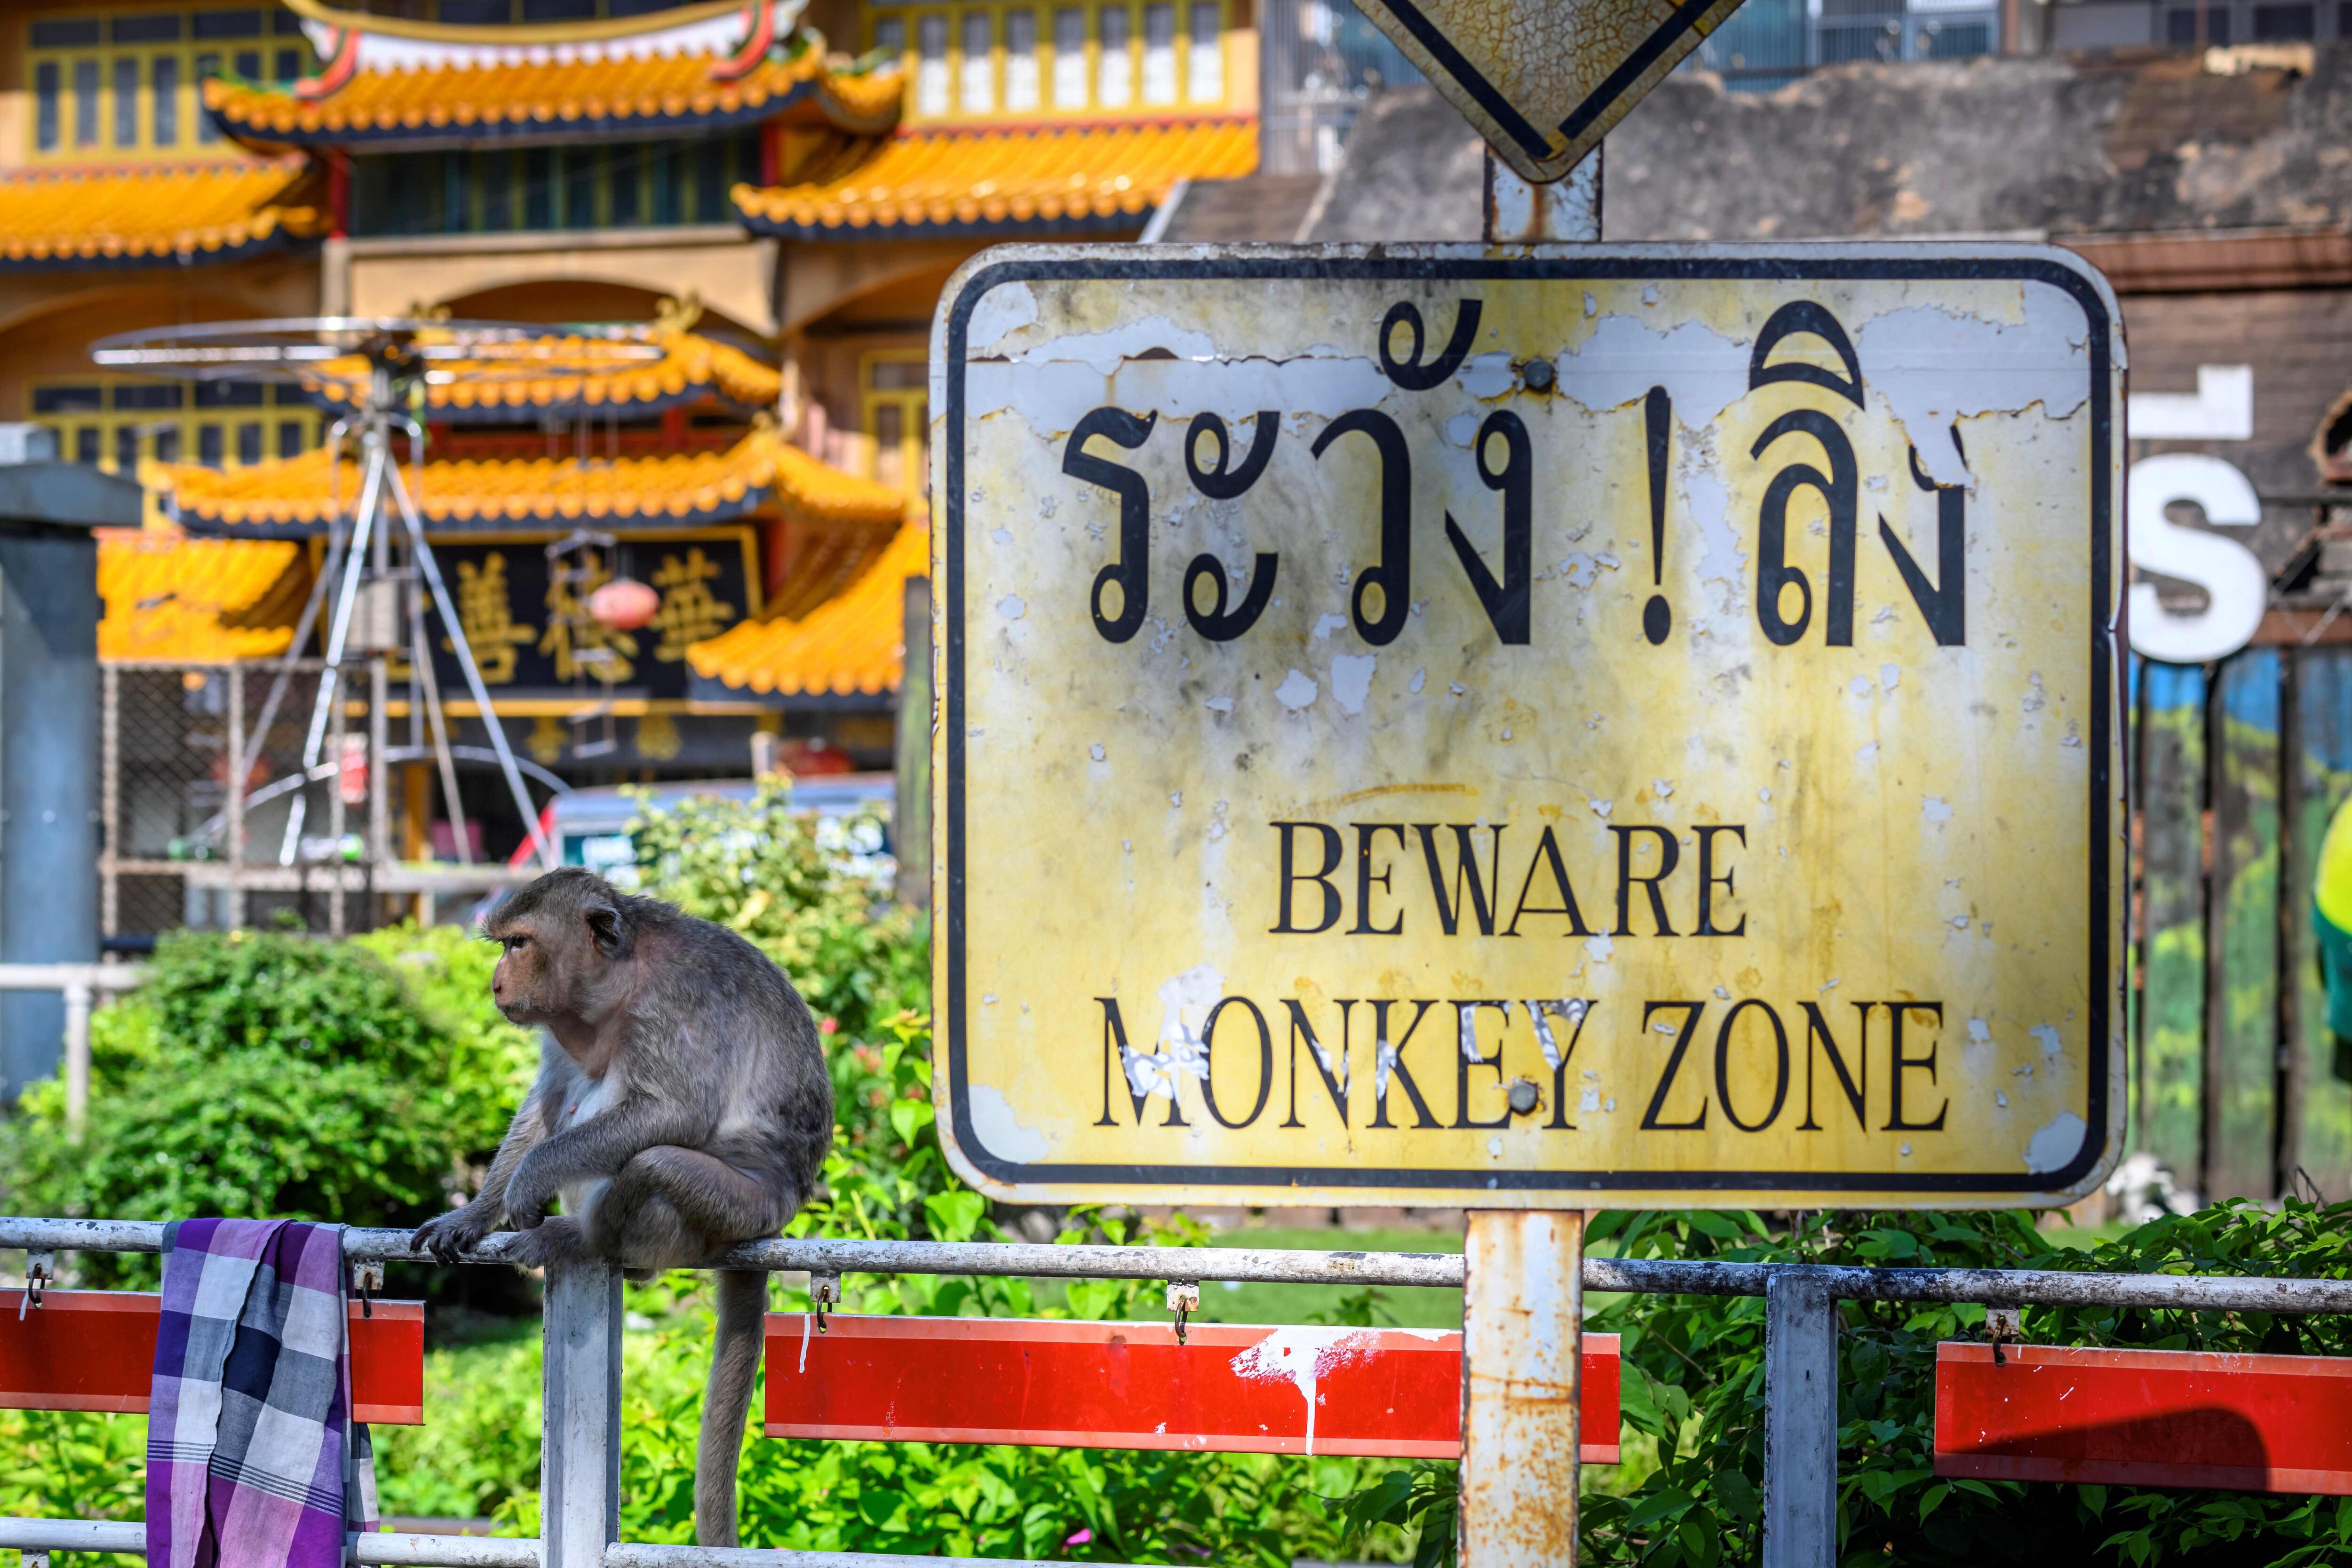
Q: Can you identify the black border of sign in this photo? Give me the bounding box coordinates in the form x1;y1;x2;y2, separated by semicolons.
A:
943;252;2118;1196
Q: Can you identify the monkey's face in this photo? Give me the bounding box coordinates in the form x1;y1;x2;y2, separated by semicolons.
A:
487;881;633;1032
490;915;572;1026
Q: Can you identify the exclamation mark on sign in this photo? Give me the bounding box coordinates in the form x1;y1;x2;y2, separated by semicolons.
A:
1641;385;1671;645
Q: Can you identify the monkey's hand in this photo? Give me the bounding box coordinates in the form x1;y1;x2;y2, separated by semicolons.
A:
502;1150;563;1232
503;1097;693;1232
412;1202;498;1265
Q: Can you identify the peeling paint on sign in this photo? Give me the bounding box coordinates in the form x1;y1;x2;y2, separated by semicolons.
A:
1230;1326;1376;1456
934;244;2126;1210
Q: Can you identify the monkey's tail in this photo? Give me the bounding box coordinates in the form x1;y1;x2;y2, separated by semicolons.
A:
696;1268;767;1548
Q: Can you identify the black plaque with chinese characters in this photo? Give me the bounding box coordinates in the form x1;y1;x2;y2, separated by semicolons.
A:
415;529;762;700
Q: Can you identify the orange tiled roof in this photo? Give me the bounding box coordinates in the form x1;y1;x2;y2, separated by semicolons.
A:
302;330;782;422
206;46;900;147
688;520;926;696
99;529;301;662
0;158;324;270
733;117;1257;238
158;427;907;537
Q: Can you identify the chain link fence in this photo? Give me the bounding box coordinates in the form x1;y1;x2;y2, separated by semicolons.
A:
102;661;369;941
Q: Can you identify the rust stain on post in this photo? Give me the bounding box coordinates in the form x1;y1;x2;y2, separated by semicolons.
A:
1462;1209;1584;1566
1484;150;1601;243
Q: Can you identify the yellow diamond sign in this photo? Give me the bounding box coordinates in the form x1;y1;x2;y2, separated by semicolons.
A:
1354;0;1752;184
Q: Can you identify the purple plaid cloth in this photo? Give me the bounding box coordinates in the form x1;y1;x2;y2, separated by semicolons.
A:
146;1220;376;1568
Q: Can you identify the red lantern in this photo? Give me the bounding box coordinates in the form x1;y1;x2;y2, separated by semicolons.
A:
589;578;659;630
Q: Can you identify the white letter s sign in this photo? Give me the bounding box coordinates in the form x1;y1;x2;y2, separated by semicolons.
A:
2127;454;2267;664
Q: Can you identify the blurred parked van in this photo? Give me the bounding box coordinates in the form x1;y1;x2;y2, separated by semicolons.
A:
507;774;895;880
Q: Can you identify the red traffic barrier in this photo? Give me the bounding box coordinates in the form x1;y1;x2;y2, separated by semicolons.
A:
0;1289;425;1425
765;1313;1621;1461
1936;1340;2352;1494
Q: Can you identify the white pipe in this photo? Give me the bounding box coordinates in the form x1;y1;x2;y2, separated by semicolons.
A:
61;984;90;1139
0;1520;142;1553
0;964;147;990
363;1533;541;1568
7;1218;2352;1314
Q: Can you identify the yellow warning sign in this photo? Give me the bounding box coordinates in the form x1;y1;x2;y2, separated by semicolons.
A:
932;243;2126;1210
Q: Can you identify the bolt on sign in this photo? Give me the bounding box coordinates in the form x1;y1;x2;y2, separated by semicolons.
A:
932;244;2126;1211
1351;0;1750;184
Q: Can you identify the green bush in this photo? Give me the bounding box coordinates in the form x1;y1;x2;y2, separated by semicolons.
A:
373;1334;545;1523
350;920;541;1122
0;1400;143;1528
0;923;535;1286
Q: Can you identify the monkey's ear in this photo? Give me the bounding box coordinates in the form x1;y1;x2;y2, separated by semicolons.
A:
583;899;633;958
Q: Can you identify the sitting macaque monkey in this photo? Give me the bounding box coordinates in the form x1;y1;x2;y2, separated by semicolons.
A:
413;867;832;1546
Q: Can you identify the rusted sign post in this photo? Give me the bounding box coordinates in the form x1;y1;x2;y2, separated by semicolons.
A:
1463;1210;1586;1560
1464;138;1603;1568
930;245;2125;1562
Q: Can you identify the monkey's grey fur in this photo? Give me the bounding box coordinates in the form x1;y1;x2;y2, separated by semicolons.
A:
413;867;832;1547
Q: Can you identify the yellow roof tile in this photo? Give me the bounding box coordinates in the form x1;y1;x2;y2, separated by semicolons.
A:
99;529;301;663
688;520;927;696
733;117;1257;237
301;330;782;422
157;427;907;536
762;438;914;526
206;47;900;146
0;158;324;270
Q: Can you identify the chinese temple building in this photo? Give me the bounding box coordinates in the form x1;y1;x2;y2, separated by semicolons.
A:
0;0;1262;916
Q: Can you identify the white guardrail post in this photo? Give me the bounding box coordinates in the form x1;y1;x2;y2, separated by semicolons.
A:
541;1256;621;1568
61;981;92;1138
1762;1268;1840;1568
0;963;148;1137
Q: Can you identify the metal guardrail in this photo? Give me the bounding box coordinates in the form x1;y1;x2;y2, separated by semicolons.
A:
3;1216;2349;1567
9;1218;2352;1314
